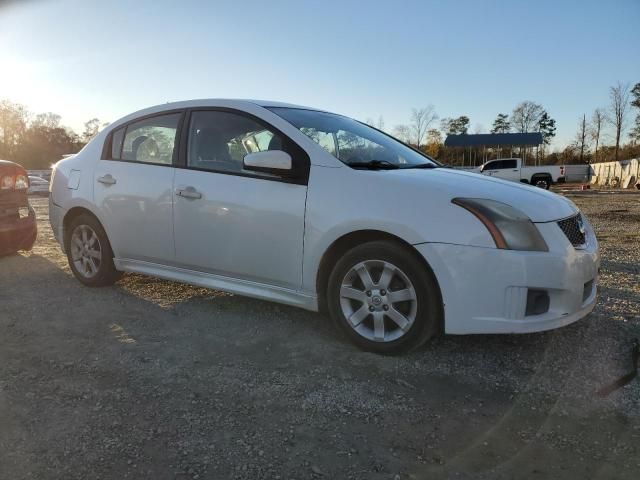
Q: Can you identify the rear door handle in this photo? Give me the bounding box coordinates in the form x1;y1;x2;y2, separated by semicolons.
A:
175;187;202;200
97;174;117;185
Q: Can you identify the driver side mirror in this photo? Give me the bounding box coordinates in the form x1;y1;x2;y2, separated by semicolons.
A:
243;150;293;176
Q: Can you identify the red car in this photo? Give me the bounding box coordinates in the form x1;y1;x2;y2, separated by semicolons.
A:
0;160;37;256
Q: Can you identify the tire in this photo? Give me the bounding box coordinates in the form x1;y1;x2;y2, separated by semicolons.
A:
65;213;122;287
327;240;443;355
21;229;37;251
532;175;551;190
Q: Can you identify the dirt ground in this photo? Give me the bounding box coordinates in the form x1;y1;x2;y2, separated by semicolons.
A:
1;194;639;480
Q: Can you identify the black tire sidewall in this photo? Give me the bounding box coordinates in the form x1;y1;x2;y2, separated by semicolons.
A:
65;214;121;287
533;176;551;190
327;240;442;355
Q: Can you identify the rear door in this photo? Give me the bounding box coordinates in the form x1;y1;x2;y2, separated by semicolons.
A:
93;111;183;263
172;109;309;290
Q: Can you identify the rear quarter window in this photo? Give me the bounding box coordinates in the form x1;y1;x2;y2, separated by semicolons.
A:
111;127;125;159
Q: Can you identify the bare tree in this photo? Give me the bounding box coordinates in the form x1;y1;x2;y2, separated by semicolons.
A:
366;116;385;131
82;118;104;143
512;101;545;164
589;108;605;163
511;101;544;133
608;81;630;161
575;114;589;163
392;124;411;143
33;112;62;129
409;106;437;148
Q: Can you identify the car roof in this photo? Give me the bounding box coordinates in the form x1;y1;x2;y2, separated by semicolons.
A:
110;99;328;129
0;159;21;169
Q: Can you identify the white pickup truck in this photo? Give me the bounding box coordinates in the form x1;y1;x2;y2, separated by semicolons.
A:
474;158;565;189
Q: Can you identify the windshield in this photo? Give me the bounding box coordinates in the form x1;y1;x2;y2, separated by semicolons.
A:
268;107;438;169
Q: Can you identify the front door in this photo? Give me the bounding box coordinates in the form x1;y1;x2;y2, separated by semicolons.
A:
490;159;520;182
93;112;182;263
172;110;308;290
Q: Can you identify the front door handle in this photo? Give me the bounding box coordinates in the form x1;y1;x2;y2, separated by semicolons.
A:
97;174;117;185
175;187;202;200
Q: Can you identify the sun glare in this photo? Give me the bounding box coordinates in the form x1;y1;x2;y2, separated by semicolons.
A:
0;55;45;105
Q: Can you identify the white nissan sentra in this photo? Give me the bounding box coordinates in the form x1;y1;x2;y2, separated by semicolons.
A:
49;99;599;354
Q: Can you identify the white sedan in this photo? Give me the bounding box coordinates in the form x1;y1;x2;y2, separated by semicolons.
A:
28;175;50;195
48;99;599;354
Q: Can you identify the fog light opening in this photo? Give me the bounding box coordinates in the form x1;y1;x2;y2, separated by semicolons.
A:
526;289;550;316
583;280;594;303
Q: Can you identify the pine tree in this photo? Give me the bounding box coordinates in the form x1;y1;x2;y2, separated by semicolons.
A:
536;111;556;163
630;83;640;144
490;113;510;133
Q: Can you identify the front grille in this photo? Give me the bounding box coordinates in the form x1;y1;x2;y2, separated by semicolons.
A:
557;214;586;247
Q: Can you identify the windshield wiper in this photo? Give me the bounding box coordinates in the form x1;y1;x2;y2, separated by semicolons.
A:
403;163;440;169
347;160;399;170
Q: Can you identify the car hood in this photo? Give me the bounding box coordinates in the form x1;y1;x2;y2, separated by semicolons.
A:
387;167;577;222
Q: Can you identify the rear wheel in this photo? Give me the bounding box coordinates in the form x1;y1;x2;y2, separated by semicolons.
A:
327;240;442;355
532;175;551;190
65;214;122;287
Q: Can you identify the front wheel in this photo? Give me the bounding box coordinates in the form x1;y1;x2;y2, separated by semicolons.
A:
327;240;443;355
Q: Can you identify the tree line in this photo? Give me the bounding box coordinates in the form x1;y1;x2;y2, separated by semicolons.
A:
368;80;640;166
0;100;107;169
1;80;639;170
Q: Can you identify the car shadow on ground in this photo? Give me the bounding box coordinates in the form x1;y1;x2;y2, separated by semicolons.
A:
1;253;638;480
1;252;631;397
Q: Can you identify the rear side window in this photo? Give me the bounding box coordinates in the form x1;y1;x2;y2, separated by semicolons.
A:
108;113;181;165
502;159;517;169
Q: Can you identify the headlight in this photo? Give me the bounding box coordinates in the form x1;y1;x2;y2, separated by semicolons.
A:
452;198;548;252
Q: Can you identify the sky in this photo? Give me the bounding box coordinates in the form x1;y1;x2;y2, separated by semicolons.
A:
1;0;639;148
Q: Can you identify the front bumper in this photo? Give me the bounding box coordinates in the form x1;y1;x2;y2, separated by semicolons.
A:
415;220;599;334
0;207;37;255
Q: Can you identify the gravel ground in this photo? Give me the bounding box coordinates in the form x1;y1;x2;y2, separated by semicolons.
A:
0;194;639;480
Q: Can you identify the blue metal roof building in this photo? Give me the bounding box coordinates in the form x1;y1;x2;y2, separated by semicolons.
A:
444;132;543;147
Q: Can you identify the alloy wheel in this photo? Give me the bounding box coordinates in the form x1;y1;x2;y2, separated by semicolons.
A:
339;260;418;342
70;224;102;279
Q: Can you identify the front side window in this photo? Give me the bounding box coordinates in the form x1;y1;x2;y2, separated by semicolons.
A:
300;128;337;156
187;110;286;174
119;113;181;165
268;107;437;169
483;161;498;171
